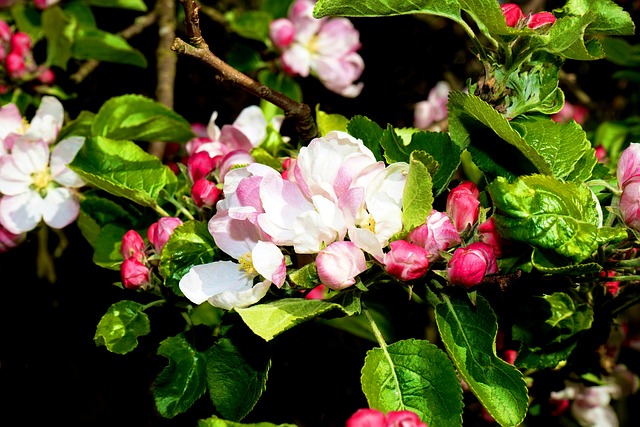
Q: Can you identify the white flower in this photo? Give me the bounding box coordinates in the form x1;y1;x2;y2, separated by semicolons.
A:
0;137;85;233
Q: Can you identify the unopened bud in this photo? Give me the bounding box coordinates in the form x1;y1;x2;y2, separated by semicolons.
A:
121;258;150;290
500;4;525;27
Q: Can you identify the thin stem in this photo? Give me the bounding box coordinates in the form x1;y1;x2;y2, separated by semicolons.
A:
162;193;195;220
36;224;56;283
142;299;166;311
363;303;391;355
586;179;622;196
172;0;318;142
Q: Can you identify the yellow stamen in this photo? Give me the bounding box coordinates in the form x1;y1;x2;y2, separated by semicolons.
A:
31;169;52;196
238;252;257;277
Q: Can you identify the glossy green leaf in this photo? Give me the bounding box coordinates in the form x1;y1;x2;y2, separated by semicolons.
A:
198;416;296;427
91;95;194;142
58;110;95;141
72;27;147;67
346;115;384;162
69;136;177;209
434;293;528;426
236;295;361;341
564;0;635;36
403;150;434;232
228;10;272;42
288;262;320;289
206;337;270;420
316;105;349;136
407;131;461;195
94;300;150;354
154;334;208;418
531;248;602;275
488;174;628;262
42;6;75;69
361;339;463;427
160;221;217;296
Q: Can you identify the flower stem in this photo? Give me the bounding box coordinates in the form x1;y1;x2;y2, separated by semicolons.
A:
161;193;195;220
363;303;388;351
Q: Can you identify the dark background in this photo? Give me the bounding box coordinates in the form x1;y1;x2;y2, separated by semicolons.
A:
2;1;640;426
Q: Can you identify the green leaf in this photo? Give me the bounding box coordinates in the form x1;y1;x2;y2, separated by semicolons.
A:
72;27;147;67
488;174;628;262
206;337;270;421
235;296;361;341
226;44;266;74
406;131;461;196
83;0;148;11
57;110;95;141
434;293;528;426
11;3;43;41
403;151;434;232
288;262;320;289
154;333;208;418
346;115;384;162
321;305;394;343
602;37;640;67
510;115;596;181
159;221;217;296
198;416;296;427
257;70;302;122
42;5;75;69
531;248;602;275
564;0;635;36
228;10;272;42
63;1;97;27
94;300;150;354
361;339;463;427
316;105;348;136
68;136;178;209
91;94;194;142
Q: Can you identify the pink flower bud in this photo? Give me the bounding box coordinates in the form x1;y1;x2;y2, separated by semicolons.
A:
502;349;518;365
0;20;11;42
385;410;428;427
477;216;507;258
346;408;386;427
305;284;328;300
121;258;150;290
501;4;525;27
187;150;216;182
37;67;55;85
527;11;556;29
447;242;498;288
599;270;620;296
6;51;27;79
617;143;640;189
0;224;25;252
270;18;296;50
147;217;183;253
446;181;480;233
316;241;367;290
384;240;429;281
33;0;60;9
620;176;640;231
10;32;30;56
595;145;607;163
409;210;461;262
191;178;222;208
120;229;146;261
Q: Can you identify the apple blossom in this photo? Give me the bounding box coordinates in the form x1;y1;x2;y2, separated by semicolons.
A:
191;178;222;208
384;240;429;281
271;0;364;97
121;229;146;262
33;0;60;9
147;217;183;254
552;101;589;125
187;150;217;182
121;258;150;290
346;408;428;427
408;210;461;262
617;143;640;189
500;4;525;27
316;241;367;290
446;181;480;233
528;11;556;29
0;223;25;252
620;176;640;231
0;136;85;234
447;242;498;288
385;410;428;427
414;81;451;129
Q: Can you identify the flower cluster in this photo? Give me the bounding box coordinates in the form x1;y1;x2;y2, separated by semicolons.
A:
269;0;364;97
500;3;557;29
0;19;54;93
0;96;84;236
346;408;427;427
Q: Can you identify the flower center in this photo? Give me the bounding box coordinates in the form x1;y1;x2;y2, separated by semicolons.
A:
31;169;52;196
238;252;257;277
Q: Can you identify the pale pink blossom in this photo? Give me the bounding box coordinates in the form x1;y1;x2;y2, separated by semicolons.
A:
272;0;364;97
0;136;84;233
316;240;367;290
33;0;60;9
447;242;498;288
414;81;450;129
617;143;640;189
408;209;461;262
147;217;183;253
0;222;25;252
552;101;589;125
384;240;429;281
620;176;640;231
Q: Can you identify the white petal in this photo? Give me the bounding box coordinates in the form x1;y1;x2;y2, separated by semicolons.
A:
252;241;286;287
0;155;32;195
0;103;24;140
10;139;49;176
41;187;80;229
0;191;44;233
206;111;221;141
233;105;267;147
348;227;385;263
51;137;85;188
179;261;253;305
25;96;64;144
209;280;271;310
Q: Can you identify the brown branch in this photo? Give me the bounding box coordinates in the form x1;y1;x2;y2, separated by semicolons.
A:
172;0;318;143
149;0;178;159
70;11;159;84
